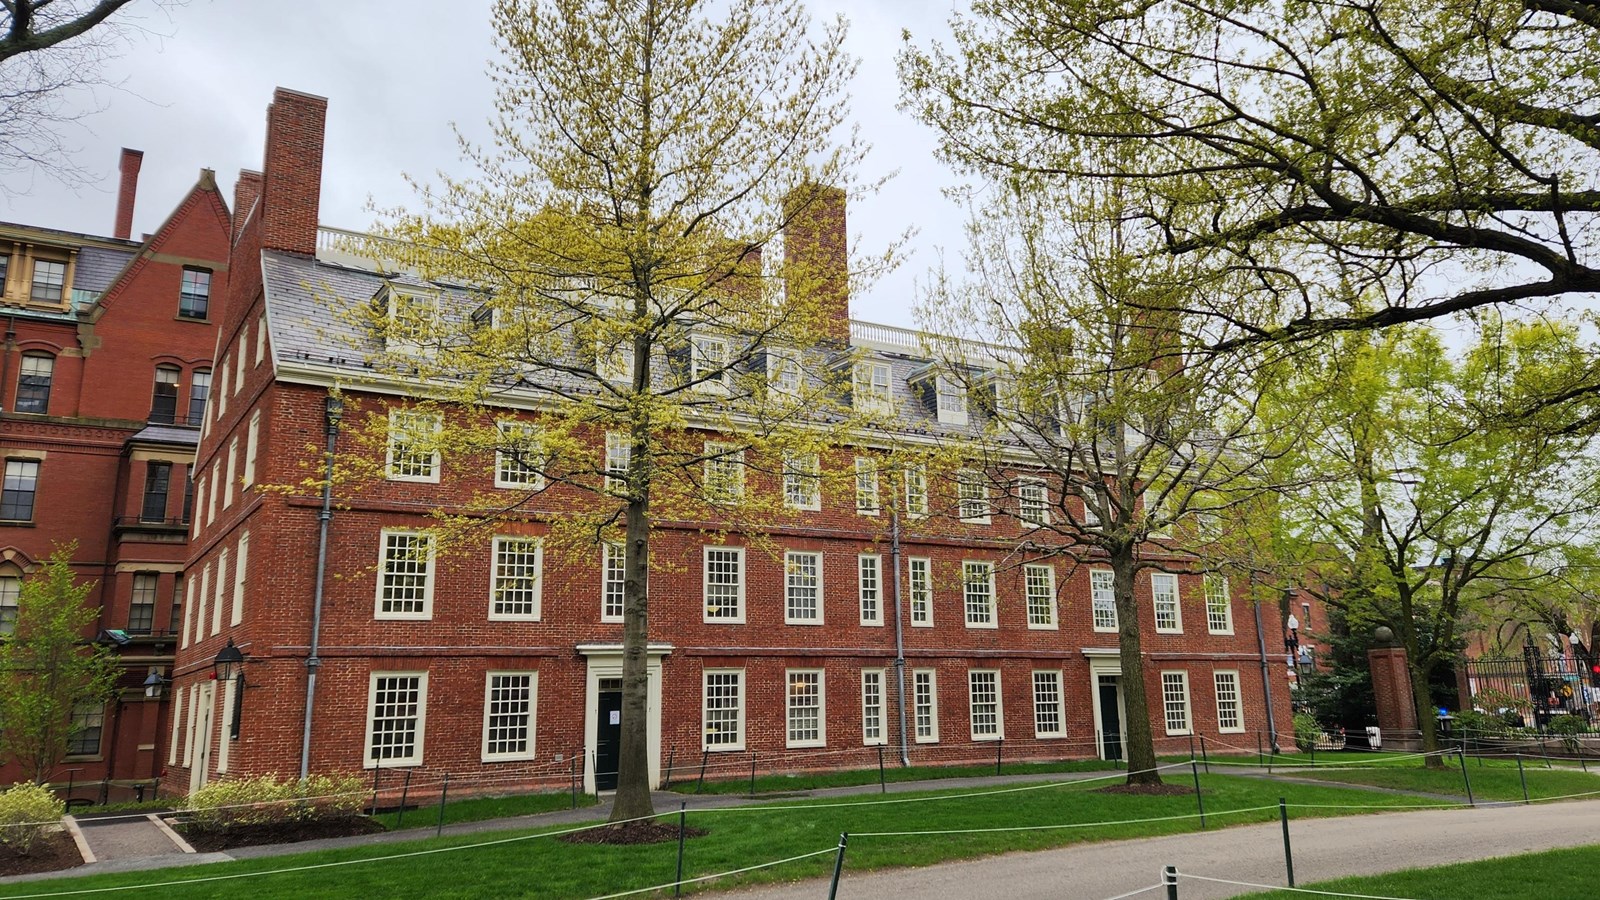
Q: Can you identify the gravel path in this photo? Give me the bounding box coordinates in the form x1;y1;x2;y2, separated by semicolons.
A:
716;799;1600;899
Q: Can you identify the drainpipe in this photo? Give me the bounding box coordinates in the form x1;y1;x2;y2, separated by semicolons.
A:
299;393;343;778
890;509;909;766
1253;596;1281;754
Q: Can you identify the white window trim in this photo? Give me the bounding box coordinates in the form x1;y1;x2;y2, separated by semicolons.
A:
494;420;546;490
903;465;928;519
223;438;238;508
243;411;260;489
1152;572;1183;634
1214;669;1245;734
385;410;442;484
703;442;745;505
196;563;210;644
489;535;543;622
1161;670;1192;736
217;679;236;773
604;431;630;496
957;469;991;524
854;456;880;516
858;553;884;626
935;372;969;426
601;541;626;623
375;529;437;621
1032;669;1066;738
255;313;268;366
962;560;997;629
908;557;933;628
1018;478;1050;527
861;669;887;747
230;532;248;627
913;668;939;743
783;550;824;626
364;671;429;768
853;360;893;414
181;686;199;766
782;451;822;511
767;347;802;401
689;332;731;395
702;668;746;751
968;669;1004;741
1205;574;1235;635
1024;563;1058;630
480;670;539;762
211;549;226;636
167;685;185;766
206;461;219;525
785;668;826;749
180;575;196;648
702;545;746;624
1090;568;1118;633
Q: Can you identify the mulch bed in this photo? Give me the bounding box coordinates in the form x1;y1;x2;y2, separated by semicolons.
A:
1094;783;1197;796
177;816;386;852
560;821;707;845
0;831;84;877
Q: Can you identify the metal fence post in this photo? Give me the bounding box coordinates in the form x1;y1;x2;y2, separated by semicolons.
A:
1458;744;1475;807
397;769;412;828
570;755;577;809
435;773;449;838
1279;797;1295;887
370;762;382;817
878;745;886;794
1164;864;1179;900
1199;736;1210;774
674;801;687;898
1517;753;1530;804
995;737;1003;775
663;745;676;791
749;751;757;797
696;749;709;793
826;832;849;900
1190;760;1205;828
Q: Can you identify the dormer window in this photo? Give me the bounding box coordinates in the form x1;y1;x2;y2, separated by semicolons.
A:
767;347;802;401
597;338;634;384
853;361;892;414
935;374;968;426
30;259;66;304
377;284;440;351
690;333;730;394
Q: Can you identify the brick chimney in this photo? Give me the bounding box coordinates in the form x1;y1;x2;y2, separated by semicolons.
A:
259;88;328;256
113;148;143;240
232;169;264;245
783;183;849;344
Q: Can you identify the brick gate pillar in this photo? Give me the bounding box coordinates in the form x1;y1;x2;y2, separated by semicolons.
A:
1368;632;1420;750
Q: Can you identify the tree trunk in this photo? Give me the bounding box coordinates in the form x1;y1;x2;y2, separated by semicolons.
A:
1409;660;1444;768
1112;546;1162;785
610;495;656;821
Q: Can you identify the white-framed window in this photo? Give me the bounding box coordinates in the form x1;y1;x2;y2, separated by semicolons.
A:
230;531;249;627
181;686;198;766
703;669;745;750
1144;487;1169;538
482;671;538;761
233;347;245;395
703;442;745;504
853;360;893;414
861;669;886;746
703;546;745;622
207;461;219;525
854;457;880;515
384;287;440;351
1152;572;1182;633
216;359;228;418
1033;670;1065;738
386;410;441;483
903;465;928;518
211;548;227;635
376;530;436;620
858;554;883;625
784;551;823;624
180;576;195;647
957;470;990;524
1214;670;1244;733
366;672;428;767
243;410;260;489
1091;568;1118;632
1018;479;1049;527
963;561;996;628
597;335;634;384
935;373;968;426
782;451;821;510
601;542;626;622
1162;671;1192;736
1080;488;1101;528
490;536;543;620
1024;563;1057;629
786;669;825;748
968;669;1003;740
908;557;932;627
1205;575;1234;634
913;669;939;742
690;333;730;393
191;478;204;539
224;438;238;508
167;685;184;766
196;562;210;643
255;313;268;366
217;681;235;772
604;431;630;496
495;421;545;489
767;347;802;401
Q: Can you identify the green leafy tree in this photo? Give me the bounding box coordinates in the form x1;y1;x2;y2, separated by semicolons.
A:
900;1;1600;427
337;0;874;823
0;544;119;784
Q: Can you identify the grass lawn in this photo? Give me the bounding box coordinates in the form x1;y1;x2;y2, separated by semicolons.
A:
0;774;1454;900
1235;844;1600;899
1276;756;1600;803
373;790;598;831
679;757;1118;795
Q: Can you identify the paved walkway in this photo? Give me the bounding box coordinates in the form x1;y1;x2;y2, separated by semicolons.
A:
74;814;187;862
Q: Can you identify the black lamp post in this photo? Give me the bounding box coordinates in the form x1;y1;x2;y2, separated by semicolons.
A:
213;639;245;740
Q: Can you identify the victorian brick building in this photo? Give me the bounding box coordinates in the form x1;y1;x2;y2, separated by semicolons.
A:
163;87;1291;797
0;150;230;795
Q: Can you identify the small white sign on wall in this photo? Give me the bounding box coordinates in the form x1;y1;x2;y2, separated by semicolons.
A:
609;710;620;725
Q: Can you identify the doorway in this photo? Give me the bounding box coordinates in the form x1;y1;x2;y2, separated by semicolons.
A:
1097;675;1124;762
595;678;623;791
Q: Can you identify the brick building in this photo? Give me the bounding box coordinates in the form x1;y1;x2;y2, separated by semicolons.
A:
164;88;1291;797
0;150;231;796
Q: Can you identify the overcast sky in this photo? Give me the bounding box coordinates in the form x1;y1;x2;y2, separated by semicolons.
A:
0;0;974;329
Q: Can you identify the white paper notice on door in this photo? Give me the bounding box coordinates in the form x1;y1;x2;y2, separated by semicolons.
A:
609;710;620;725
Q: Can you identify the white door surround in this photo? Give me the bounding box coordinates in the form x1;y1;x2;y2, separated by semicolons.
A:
576;643;672;794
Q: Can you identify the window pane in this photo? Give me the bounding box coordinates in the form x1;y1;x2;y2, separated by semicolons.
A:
1025;564;1055;626
379;532;433;616
129;573;158;633
1162;672;1190;735
369;675;423;762
142;462;172;522
187;370;211;424
0;575;20;635
704;671;742;748
1215;672;1242;732
2;459;39;521
602;542;626;621
786;670;821;746
785;552;821;622
484;673;534;758
1091;569;1118;630
969;671;1000;738
491;537;540;618
15;354;52;414
704;548;742;620
179;269;211;318
31;260;65;303
963;561;993;625
858;555;881;624
862;670;884;745
1033;671;1063;737
908;558;931;625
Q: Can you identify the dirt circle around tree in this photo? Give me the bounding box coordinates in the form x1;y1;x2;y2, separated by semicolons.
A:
1093;783;1197;796
0;832;83;877
559;821;707;845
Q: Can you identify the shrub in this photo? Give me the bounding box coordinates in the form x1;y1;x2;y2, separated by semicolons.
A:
183;773;369;831
0;782;65;855
1292;711;1322;752
1450;709;1506;740
1548;714;1589;753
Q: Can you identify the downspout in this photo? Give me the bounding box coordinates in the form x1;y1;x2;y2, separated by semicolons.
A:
1253;596;1281;754
299;393;342;779
890;509;909;766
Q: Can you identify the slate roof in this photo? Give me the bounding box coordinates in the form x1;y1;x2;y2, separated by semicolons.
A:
75;246;138;295
127;423;201;447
